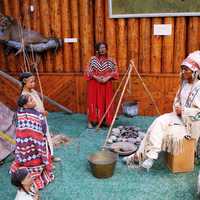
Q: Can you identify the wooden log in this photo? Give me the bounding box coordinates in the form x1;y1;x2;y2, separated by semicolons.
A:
162;17;174;73
187;17;199;53
30;0;40;32
10;0;23;72
105;0;117;61
89;0;94;57
139;18;151;73
50;0;63;72
0;70;73;114
61;0;72;72
151;18;162;73
21;0;44;73
79;0;93;72
95;0;105;43
71;0;81;72
22;0;31;30
39;0;53;72
11;0;21;21
0;45;6;71
0;2;6;71
117;19;127;73
2;0;17;72
173;17;186;73
127;19;139;73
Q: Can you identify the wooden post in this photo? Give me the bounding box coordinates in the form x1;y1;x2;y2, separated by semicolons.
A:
95;0;105;43
2;0;16;72
162;17;174;73
79;0;93;72
39;0;53;72
173;17;186;73
151;18;162;73
11;0;24;72
0;1;6;71
30;0;40;32
139;18;151;73
117;19;127;73
105;0;117;61
89;0;94;62
187;17;199;53
127;19;139;73
50;0;63;72
71;0;81;72
61;0;72;72
22;0;31;29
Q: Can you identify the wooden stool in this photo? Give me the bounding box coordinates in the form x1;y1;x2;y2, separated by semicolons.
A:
165;138;195;173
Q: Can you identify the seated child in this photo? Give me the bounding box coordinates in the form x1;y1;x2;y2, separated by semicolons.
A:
11;168;40;200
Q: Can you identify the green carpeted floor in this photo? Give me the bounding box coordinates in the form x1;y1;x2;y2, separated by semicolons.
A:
0;113;199;200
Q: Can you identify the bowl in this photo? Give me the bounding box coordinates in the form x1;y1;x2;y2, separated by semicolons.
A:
88;150;117;178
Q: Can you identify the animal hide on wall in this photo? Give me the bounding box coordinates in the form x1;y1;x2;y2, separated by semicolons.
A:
0;14;62;53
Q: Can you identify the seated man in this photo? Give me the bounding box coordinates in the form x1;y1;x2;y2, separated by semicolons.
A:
124;51;200;171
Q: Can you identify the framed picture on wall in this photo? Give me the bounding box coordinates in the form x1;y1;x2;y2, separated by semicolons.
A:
109;0;200;18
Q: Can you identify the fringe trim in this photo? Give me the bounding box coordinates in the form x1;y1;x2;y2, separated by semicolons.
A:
161;135;184;155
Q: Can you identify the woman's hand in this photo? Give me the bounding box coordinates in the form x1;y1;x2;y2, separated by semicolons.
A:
175;106;182;116
103;76;112;83
33;191;40;200
98;76;112;83
93;75;102;83
42;110;48;117
93;75;112;83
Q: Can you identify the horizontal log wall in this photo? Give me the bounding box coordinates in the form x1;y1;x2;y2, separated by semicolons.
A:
0;0;200;115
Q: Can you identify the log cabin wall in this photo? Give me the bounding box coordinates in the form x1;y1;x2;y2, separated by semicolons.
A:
0;0;200;115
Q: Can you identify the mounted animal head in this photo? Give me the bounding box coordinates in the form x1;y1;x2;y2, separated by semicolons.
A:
0;14;15;32
0;13;17;42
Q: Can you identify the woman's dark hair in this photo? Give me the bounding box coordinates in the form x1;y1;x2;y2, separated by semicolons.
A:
19;72;34;94
95;42;107;52
11;168;28;189
19;72;33;83
17;95;29;108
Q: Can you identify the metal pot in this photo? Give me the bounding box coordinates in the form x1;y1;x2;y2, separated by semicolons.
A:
88;150;117;178
122;101;138;117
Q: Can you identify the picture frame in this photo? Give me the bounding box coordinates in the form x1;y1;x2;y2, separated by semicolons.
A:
109;0;200;18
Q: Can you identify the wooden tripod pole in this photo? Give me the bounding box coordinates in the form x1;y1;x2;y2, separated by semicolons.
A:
0;131;16;145
96;67;129;132
103;61;133;148
132;62;160;115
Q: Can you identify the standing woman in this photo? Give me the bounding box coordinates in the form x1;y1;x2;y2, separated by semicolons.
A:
86;42;119;128
18;72;59;161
